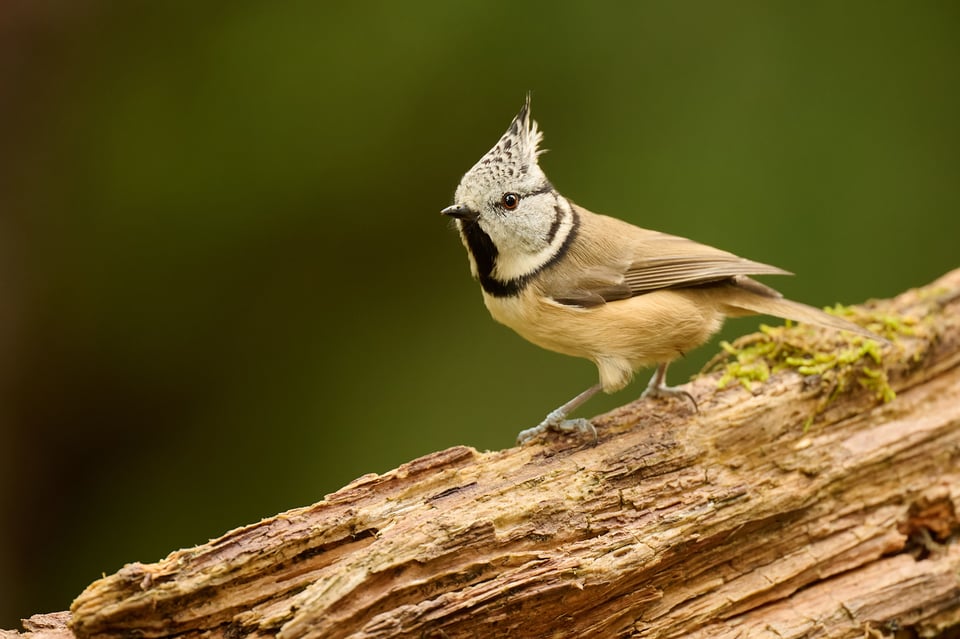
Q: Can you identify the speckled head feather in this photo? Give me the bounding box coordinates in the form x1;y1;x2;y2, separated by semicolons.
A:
474;94;544;175
454;95;550;206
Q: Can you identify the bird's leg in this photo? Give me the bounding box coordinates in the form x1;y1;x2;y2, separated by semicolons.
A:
640;363;698;411
516;383;603;445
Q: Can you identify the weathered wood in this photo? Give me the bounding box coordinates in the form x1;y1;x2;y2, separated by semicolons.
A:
7;270;960;639
1;613;73;639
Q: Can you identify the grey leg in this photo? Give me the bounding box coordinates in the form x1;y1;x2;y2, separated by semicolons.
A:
516;383;603;445
639;363;698;411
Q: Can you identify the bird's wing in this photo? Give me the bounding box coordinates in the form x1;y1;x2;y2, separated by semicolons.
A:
547;265;634;307
543;209;791;307
621;229;791;295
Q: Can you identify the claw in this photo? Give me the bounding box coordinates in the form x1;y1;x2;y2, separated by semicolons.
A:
641;362;698;412
516;417;597;446
640;383;698;412
516;383;603;446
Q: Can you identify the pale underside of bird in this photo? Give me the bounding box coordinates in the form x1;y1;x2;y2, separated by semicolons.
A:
442;95;881;445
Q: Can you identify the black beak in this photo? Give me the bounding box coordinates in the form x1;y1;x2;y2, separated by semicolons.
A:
441;204;479;223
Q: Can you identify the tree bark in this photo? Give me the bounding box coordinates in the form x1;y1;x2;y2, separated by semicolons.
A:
6;269;960;639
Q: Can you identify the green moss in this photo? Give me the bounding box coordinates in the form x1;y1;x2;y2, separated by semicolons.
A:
823;303;917;339
702;304;914;427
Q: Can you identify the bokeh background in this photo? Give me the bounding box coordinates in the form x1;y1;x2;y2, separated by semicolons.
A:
2;1;958;626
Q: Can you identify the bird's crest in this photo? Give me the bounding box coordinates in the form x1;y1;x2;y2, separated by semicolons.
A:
468;93;545;182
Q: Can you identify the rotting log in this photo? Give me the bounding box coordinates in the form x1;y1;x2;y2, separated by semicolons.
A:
5;269;960;639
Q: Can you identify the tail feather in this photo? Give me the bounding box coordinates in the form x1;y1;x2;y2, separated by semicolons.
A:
719;288;885;342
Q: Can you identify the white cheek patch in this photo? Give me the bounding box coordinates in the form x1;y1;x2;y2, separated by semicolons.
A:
492;200;576;282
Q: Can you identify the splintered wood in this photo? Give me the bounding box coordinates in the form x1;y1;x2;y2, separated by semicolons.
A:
11;270;960;639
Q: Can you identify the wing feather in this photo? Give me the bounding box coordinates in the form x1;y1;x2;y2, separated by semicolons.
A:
622;254;791;294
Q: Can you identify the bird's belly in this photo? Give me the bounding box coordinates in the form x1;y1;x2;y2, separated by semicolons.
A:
483;289;725;389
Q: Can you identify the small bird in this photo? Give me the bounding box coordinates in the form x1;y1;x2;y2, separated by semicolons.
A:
442;95;880;445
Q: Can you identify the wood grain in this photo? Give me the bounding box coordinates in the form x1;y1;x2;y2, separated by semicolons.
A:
7;269;960;639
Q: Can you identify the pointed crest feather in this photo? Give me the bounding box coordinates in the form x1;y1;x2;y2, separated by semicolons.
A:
474;93;545;176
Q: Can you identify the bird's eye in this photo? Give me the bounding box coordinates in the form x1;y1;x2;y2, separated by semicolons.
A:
501;193;520;210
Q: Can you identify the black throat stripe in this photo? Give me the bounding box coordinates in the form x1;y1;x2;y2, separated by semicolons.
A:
461;208;580;298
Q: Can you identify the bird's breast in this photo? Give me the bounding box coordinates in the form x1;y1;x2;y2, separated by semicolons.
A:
481;288;602;361
481;287;727;368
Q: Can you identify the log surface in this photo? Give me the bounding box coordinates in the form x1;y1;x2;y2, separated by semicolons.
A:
7;270;960;639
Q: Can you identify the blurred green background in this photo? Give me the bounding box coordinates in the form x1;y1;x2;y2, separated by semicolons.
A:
1;1;958;627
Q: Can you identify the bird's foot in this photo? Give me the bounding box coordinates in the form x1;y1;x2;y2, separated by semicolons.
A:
640;383;698;412
516;410;597;446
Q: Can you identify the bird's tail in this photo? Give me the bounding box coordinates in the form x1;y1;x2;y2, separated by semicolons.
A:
717;278;885;342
